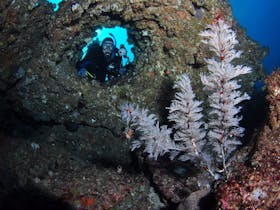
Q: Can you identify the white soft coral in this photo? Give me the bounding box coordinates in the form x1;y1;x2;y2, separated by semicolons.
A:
120;103;175;160
167;74;206;161
199;19;252;175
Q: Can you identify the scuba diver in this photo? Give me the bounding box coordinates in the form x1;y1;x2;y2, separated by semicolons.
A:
76;34;128;83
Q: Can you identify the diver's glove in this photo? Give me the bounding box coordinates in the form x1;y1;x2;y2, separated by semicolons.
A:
78;68;87;77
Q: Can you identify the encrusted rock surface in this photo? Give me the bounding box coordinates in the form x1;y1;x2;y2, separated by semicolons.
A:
266;68;280;129
0;129;163;209
215;127;280;210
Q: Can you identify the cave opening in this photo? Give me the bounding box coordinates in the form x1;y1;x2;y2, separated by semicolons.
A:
76;26;135;83
46;0;63;11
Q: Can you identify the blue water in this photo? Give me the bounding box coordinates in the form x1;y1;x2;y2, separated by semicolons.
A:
47;0;62;11
230;0;280;74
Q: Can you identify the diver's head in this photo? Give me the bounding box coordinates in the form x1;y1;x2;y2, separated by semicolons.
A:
101;37;115;57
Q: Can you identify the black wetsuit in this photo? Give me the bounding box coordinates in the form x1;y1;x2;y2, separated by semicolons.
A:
76;42;122;82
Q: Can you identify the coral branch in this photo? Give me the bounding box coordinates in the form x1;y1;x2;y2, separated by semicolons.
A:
200;19;252;178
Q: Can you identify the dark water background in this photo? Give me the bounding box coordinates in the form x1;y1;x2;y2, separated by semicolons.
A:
230;0;280;74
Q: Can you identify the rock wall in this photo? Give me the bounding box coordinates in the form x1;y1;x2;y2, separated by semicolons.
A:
266;69;280;129
0;0;266;163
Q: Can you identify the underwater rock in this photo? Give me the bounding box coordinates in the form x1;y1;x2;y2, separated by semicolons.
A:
177;189;211;210
0;130;162;210
0;0;266;166
265;68;280;129
144;160;206;205
63;121;79;132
